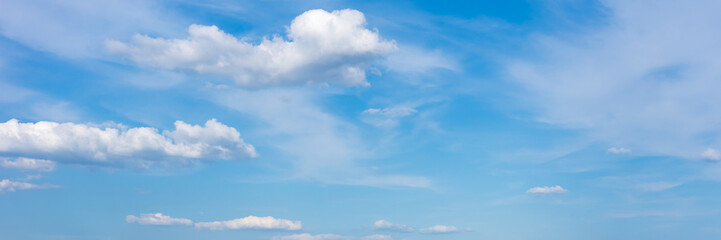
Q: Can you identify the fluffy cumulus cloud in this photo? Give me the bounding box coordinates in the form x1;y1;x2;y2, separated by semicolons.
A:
373;220;414;232
607;147;631;154
107;9;396;88
701;148;720;161
526;185;568;195
195;216;302;231
419;225;461;234
1;157;56;172
361;107;417;128
0;119;256;168
506;0;721;159
0;179;56;193
126;213;193;226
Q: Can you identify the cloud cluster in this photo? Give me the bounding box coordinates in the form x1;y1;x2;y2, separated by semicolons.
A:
195;216;302;231
1;157;56;172
126;213;192;226
0;119;256;168
127;214;301;231
108;9;396;88
526;185;568;195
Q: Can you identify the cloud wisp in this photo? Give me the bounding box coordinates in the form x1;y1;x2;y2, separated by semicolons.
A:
419;225;464;234
1;157;56;172
506;0;721;160
373;220;414;232
607;147;631;154
126;213;193;226
361;107;417;128
215;88;431;188
372;220;466;234
272;233;392;240
526;185;568;196
126;214;301;231
0;179;57;193
108;9;396;88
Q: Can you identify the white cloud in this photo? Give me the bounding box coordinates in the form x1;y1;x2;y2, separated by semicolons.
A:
361;107;417;128
635;181;681;192
701;148;720;161
373;220;414;232
108;9;396;88
126;213;193;226
195;216;302;231
419;225;461;234
0;179;57;193
0;81;36;103
0;0;182;58
0;118;256;168
361;235;392;240
273;234;346;240
607;147;631;154
1;157;56;172
526;185;568;195
506;0;721;160
272;234;392;240
214;88;431;188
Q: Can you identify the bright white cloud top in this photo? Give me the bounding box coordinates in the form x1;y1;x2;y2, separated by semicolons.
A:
195;216;302;231
125;213;193;226
526;185;568;195
0;119;256;168
107;9;396;88
373;219;414;232
1;157;56;172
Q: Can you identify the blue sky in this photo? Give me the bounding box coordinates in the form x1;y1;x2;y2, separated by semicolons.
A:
1;0;721;239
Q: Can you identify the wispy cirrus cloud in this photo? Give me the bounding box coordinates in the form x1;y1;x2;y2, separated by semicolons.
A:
506;0;721;160
214;88;431;188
